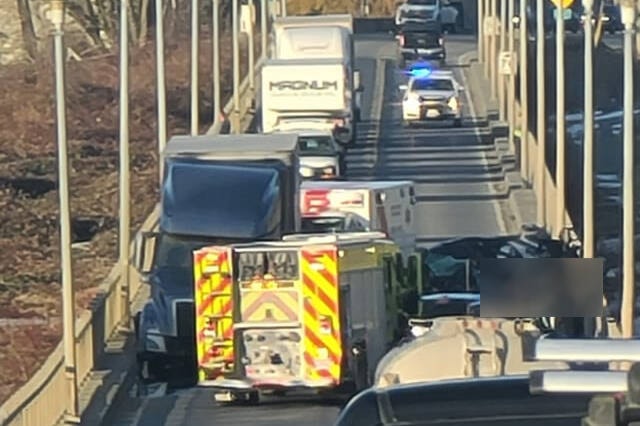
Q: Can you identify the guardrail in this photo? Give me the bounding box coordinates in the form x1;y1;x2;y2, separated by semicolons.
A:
0;53;264;426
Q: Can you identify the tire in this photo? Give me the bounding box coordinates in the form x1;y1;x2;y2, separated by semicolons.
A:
354;350;370;391
339;154;347;176
133;312;141;339
246;391;260;405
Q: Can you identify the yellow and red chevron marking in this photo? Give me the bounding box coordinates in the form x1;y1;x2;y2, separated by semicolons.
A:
240;290;300;322
193;247;235;380
300;246;342;384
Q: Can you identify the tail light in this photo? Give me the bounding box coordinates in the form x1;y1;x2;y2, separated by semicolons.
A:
203;317;218;338
208;346;223;357
319;315;333;335
399;35;405;46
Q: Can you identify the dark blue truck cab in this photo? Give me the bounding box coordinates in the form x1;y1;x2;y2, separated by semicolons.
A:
132;134;301;386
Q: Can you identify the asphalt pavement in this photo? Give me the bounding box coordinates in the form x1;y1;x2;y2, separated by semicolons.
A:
108;33;514;426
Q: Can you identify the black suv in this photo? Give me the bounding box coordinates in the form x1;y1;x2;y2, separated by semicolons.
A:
397;22;445;68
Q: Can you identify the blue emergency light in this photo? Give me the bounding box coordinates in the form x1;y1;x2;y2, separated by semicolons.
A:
405;63;432;78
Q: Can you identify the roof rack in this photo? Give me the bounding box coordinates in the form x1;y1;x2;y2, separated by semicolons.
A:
282;231;388;244
523;334;640;425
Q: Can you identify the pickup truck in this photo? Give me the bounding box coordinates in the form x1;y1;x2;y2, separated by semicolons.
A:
397;22;445;68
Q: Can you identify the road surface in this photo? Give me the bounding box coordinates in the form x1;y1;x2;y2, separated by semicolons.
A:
109;33;511;426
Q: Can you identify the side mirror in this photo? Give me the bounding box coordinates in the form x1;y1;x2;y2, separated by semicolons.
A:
398;84;408;91
134;231;158;276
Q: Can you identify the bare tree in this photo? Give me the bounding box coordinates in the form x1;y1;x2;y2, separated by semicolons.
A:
15;0;38;59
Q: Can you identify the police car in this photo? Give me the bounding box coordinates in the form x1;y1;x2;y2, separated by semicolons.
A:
399;67;463;127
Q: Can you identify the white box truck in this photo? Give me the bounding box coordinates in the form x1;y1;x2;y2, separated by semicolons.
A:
300;180;418;260
273;14;363;133
261;58;356;145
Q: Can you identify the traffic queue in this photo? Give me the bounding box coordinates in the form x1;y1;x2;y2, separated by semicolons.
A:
130;13;429;405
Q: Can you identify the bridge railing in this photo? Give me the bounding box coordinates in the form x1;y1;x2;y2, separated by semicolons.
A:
0;52;263;426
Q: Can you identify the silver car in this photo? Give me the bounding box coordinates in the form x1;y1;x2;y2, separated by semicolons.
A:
399;70;463;127
297;131;345;180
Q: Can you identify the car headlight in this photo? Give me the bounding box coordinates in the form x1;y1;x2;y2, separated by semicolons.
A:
145;328;167;353
322;166;336;177
300;166;314;178
448;96;459;110
404;93;420;106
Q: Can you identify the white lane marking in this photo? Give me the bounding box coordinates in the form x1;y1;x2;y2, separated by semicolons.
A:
457;50;507;234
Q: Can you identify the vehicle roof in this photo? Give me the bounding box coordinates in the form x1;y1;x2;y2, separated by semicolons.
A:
335;375;591;426
209;231;389;250
301;180;414;190
273;14;353;29
163;134;299;158
408;71;455;82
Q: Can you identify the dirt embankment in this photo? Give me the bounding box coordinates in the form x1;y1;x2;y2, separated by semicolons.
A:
0;29;253;404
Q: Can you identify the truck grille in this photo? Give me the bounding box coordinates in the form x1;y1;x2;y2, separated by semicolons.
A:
175;301;196;340
404;33;439;48
419;96;447;103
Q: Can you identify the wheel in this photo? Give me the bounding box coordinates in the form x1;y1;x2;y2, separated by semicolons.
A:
339;154;347;176
245;391;260;405
133;311;141;338
354;349;370;391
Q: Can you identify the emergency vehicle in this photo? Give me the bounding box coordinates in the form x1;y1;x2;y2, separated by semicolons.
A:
192;232;421;403
300;181;417;260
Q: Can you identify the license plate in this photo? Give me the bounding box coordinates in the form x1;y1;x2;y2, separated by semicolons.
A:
426;109;440;118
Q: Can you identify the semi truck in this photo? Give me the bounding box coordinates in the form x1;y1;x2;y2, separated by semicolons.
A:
132;134;300;385
261;58;357;146
192;232;420;403
300;180;418;261
271;14;363;142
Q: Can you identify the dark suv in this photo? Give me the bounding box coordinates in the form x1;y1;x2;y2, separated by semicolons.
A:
397;22;445;68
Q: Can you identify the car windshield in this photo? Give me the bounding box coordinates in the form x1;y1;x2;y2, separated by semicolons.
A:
411;78;454;91
301;216;346;233
298;136;336;156
407;0;437;5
